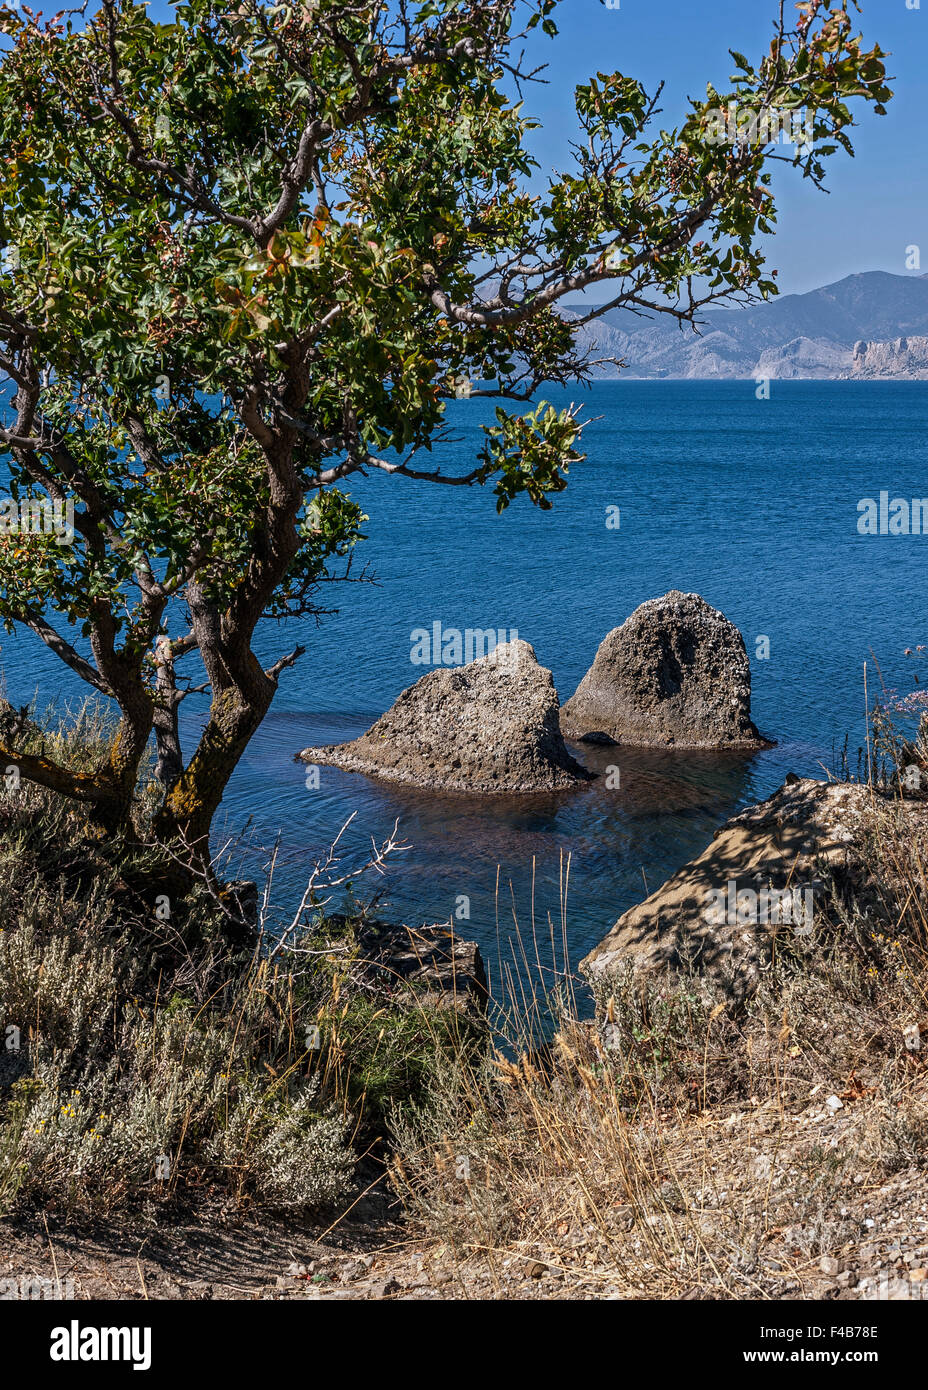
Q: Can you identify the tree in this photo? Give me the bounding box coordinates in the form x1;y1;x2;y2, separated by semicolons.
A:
0;0;890;865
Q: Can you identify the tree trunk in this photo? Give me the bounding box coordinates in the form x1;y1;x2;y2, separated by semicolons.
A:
94;690;155;834
152;640;184;790
153;669;273;851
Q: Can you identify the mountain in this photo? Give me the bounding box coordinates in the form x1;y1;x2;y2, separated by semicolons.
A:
561;272;928;379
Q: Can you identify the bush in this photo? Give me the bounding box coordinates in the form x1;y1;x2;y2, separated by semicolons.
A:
0;708;473;1218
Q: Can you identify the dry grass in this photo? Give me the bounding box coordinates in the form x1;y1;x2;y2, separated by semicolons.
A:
387;788;928;1298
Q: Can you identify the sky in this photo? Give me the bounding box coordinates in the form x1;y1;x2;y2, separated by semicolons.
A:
518;0;928;296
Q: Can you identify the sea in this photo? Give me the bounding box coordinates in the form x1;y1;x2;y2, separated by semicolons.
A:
2;381;926;995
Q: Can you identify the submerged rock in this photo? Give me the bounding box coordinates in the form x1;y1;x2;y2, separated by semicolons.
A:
298;639;593;793
581;777;872;1001
561;591;768;749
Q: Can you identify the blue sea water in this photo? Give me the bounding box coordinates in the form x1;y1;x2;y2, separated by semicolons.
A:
2;381;926;991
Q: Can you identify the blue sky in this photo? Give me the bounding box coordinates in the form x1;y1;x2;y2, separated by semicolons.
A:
520;0;927;295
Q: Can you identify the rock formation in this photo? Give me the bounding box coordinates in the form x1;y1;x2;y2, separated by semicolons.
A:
581;777;872;1000
298;639;593;793
561;591;767;749
851;335;928;379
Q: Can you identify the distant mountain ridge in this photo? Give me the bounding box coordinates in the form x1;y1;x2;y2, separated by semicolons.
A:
562;272;928;379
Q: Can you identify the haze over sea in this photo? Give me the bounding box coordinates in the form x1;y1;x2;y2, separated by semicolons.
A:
2;380;925;988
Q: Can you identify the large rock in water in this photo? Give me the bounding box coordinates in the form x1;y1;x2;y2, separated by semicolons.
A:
581;778;873;1001
298;639;593;793
561;591;767;748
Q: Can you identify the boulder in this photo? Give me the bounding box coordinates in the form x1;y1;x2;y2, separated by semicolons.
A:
561;591;768;748
581;777;872;1001
356;920;489;1015
298;639;593;793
